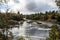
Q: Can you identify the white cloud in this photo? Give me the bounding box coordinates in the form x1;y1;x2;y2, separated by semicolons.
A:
1;9;6;13
35;0;56;7
0;0;58;14
8;0;28;12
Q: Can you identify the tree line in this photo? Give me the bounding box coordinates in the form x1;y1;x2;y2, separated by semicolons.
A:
26;11;60;24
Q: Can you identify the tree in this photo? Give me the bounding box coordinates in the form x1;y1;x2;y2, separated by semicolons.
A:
55;0;60;13
47;14;52;22
0;0;9;3
55;0;60;8
46;25;60;40
17;36;25;40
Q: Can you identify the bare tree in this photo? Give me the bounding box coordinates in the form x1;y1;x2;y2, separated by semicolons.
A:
55;0;60;8
55;0;60;13
0;0;9;3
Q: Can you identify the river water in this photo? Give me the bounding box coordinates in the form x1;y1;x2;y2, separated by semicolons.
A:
8;20;50;40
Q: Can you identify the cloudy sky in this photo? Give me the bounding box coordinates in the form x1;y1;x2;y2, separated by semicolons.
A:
0;0;58;14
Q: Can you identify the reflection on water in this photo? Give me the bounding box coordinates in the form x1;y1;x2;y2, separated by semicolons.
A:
8;21;50;40
0;21;50;40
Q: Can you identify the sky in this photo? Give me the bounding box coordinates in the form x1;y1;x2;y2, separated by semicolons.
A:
0;0;59;14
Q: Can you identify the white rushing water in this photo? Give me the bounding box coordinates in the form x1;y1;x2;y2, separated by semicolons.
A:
8;21;50;40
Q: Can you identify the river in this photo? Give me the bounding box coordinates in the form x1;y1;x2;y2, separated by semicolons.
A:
7;20;51;40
